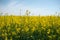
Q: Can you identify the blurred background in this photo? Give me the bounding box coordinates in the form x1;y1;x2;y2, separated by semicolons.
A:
0;0;60;16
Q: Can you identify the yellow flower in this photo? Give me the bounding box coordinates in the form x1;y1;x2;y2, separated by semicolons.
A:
2;33;5;37
12;32;16;35
23;26;29;32
16;28;21;32
32;27;35;32
47;29;50;34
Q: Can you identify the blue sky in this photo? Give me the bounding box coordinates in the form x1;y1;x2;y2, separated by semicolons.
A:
0;0;60;16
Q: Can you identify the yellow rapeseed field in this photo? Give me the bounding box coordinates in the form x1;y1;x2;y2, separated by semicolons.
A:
0;16;60;40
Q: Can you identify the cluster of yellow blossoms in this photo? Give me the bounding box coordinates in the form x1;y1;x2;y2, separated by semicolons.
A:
0;16;60;40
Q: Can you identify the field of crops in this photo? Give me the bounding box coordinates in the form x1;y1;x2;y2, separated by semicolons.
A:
0;16;60;40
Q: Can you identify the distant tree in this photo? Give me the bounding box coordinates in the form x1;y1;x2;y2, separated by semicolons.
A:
20;9;21;16
4;13;8;16
25;10;30;16
58;12;60;17
0;12;3;16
